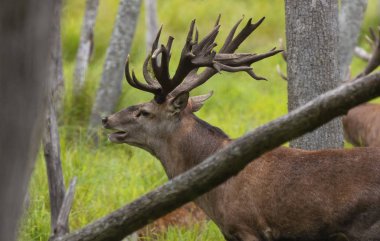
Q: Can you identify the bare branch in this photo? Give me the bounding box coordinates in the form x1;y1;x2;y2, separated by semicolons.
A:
354;46;371;61
51;177;77;239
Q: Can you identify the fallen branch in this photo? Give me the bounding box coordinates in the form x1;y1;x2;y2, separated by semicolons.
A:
54;72;380;241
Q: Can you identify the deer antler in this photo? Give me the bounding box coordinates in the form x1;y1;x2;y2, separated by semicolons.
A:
125;16;282;103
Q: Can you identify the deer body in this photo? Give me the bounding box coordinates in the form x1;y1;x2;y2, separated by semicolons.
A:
103;17;380;241
106;104;380;241
343;103;380;147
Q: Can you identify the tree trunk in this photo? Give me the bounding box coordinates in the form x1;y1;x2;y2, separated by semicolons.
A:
0;1;55;240
52;72;380;241
43;0;67;232
145;0;158;55
50;0;65;114
339;0;368;81
88;0;142;138
43;103;67;233
285;0;343;150
73;0;99;95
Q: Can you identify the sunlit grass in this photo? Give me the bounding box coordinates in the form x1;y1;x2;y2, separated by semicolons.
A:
19;0;380;240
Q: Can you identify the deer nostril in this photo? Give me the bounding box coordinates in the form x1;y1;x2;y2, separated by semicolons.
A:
102;116;108;126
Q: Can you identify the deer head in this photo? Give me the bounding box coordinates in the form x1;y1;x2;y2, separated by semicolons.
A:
102;16;281;153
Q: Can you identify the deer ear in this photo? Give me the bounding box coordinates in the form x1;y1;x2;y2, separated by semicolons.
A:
189;91;213;112
169;91;189;113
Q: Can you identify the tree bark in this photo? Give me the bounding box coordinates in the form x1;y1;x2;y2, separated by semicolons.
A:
43;103;66;233
285;0;343;150
51;0;65;114
52;72;380;241
43;0;67;233
88;0;142;138
0;1;55;240
50;177;77;240
73;0;99;95
145;0;158;55
339;0;368;81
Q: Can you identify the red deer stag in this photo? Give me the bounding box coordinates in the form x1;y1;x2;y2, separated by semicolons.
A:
103;17;380;241
343;27;380;147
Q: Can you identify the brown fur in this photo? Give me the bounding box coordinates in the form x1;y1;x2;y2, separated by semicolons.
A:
137;202;208;239
343;103;380;147
104;96;380;241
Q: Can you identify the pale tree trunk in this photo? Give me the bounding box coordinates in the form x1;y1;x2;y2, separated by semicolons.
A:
145;0;158;54
0;0;55;240
339;0;368;81
43;0;67;232
52;72;380;241
51;0;65;114
73;0;99;95
88;0;142;138
285;0;343;150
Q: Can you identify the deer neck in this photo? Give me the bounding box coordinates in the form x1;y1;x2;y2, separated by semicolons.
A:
153;114;230;179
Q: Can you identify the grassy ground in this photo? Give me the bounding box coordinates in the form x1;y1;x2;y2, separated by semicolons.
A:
19;0;380;240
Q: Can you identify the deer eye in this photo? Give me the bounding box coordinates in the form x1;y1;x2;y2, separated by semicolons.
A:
136;110;151;118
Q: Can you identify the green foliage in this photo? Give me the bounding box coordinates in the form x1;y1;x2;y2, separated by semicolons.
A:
20;0;380;240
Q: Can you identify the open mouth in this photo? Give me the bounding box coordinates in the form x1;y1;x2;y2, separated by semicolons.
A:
108;131;128;142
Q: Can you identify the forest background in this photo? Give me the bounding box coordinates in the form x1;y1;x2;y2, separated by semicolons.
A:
19;0;380;240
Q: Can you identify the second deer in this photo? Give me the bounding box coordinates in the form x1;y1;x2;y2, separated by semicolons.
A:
104;17;380;241
343;28;380;147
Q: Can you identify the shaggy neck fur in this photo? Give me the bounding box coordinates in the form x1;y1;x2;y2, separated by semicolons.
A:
153;113;230;179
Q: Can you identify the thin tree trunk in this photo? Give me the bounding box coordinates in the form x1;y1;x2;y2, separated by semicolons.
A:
0;1;55;240
339;0;368;81
145;0;158;55
52;72;380;241
285;0;343;150
50;0;65;115
88;0;142;139
73;0;99;95
43;103;66;233
43;0;67;232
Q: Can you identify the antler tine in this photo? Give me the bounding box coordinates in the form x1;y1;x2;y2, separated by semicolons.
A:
166;36;174;55
143;55;160;86
223;17;265;53
356;26;380;78
125;56;160;94
151;25;163;54
151;44;171;90
194;28;199;45
170;21;220;88
215;49;282;66
186;19;196;47
192;24;220;54
219;16;244;53
215;14;221;27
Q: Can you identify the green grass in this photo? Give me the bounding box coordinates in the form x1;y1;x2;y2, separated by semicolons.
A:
19;0;380;240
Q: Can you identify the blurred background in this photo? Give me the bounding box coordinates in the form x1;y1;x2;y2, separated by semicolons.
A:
20;0;380;240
